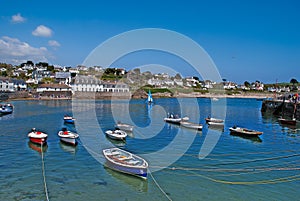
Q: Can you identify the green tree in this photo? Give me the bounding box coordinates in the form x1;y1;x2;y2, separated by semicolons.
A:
175;73;182;80
47;65;54;72
290;78;298;85
133;68;141;75
244;81;250;87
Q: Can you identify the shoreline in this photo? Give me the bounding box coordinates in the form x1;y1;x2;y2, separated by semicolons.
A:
5;92;273;101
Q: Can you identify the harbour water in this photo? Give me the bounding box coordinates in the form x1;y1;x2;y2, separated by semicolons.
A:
0;98;299;201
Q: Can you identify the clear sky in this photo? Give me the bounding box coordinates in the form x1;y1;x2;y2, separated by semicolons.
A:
0;0;299;84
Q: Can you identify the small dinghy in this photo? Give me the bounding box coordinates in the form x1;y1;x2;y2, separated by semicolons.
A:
115;122;134;132
57;127;79;145
105;129;127;140
229;126;263;137
28;128;48;145
180;121;203;131
63;115;75;124
103;147;148;179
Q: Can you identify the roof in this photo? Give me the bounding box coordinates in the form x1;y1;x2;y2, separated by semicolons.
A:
55;72;71;79
38;84;71;89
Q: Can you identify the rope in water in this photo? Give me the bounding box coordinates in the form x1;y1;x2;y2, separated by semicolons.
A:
41;143;50;201
78;140;171;200
189;171;300;185
154;165;300;185
148;170;172;201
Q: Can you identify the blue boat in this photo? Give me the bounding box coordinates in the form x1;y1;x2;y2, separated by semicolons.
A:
103;148;148;179
63;115;75;124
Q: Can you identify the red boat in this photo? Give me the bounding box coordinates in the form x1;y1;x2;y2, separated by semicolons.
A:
28;128;48;145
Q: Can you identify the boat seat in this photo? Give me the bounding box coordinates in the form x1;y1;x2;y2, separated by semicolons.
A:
127;160;139;165
117;155;131;160
107;151;120;156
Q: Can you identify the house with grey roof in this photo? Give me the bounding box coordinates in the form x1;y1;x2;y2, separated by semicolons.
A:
0;77;14;92
55;72;71;85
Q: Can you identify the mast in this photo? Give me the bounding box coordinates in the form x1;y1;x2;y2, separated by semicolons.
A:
147;90;153;104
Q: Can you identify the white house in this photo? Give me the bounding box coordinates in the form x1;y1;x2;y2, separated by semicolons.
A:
36;84;72;92
0;77;14;92
224;82;237;89
71;75;129;93
11;79;27;91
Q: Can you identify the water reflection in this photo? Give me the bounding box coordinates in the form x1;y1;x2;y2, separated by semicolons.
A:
208;124;225;132
104;166;148;192
229;133;262;143
106;136;126;147
28;141;48;153
59;141;78;155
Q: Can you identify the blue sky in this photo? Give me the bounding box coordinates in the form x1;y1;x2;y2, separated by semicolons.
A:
0;0;299;84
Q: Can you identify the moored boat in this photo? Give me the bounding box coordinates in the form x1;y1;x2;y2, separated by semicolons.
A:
207;121;224;126
63;115;75;124
103;147;148;179
205;117;224;124
0;103;13;114
115;122;134;132
164;113;189;125
180;121;203;130
164;117;182;124
229;126;263;137
28;128;48;145
57;127;79;145
278;117;297;126
105;129;127;140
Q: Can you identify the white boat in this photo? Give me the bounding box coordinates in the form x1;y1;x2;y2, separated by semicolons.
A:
115;122;134;132
57;128;79;145
105;129;127;140
229;126;263;137
164;114;189;125
164;117;182;124
0;103;13;114
180;121;203;130
103;147;148;179
63;115;75;124
205;117;224;124
28;128;48;145
207;121;224;126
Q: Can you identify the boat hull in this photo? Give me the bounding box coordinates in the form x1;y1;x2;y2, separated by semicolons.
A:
59;137;77;145
64;119;75;124
105;130;127;140
115;124;134;132
180;122;203;130
29;137;47;145
229;127;263;137
208;121;224;126
106;134;126;140
164;118;181;125
278;118;296;126
205;118;224;124
105;160;147;179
